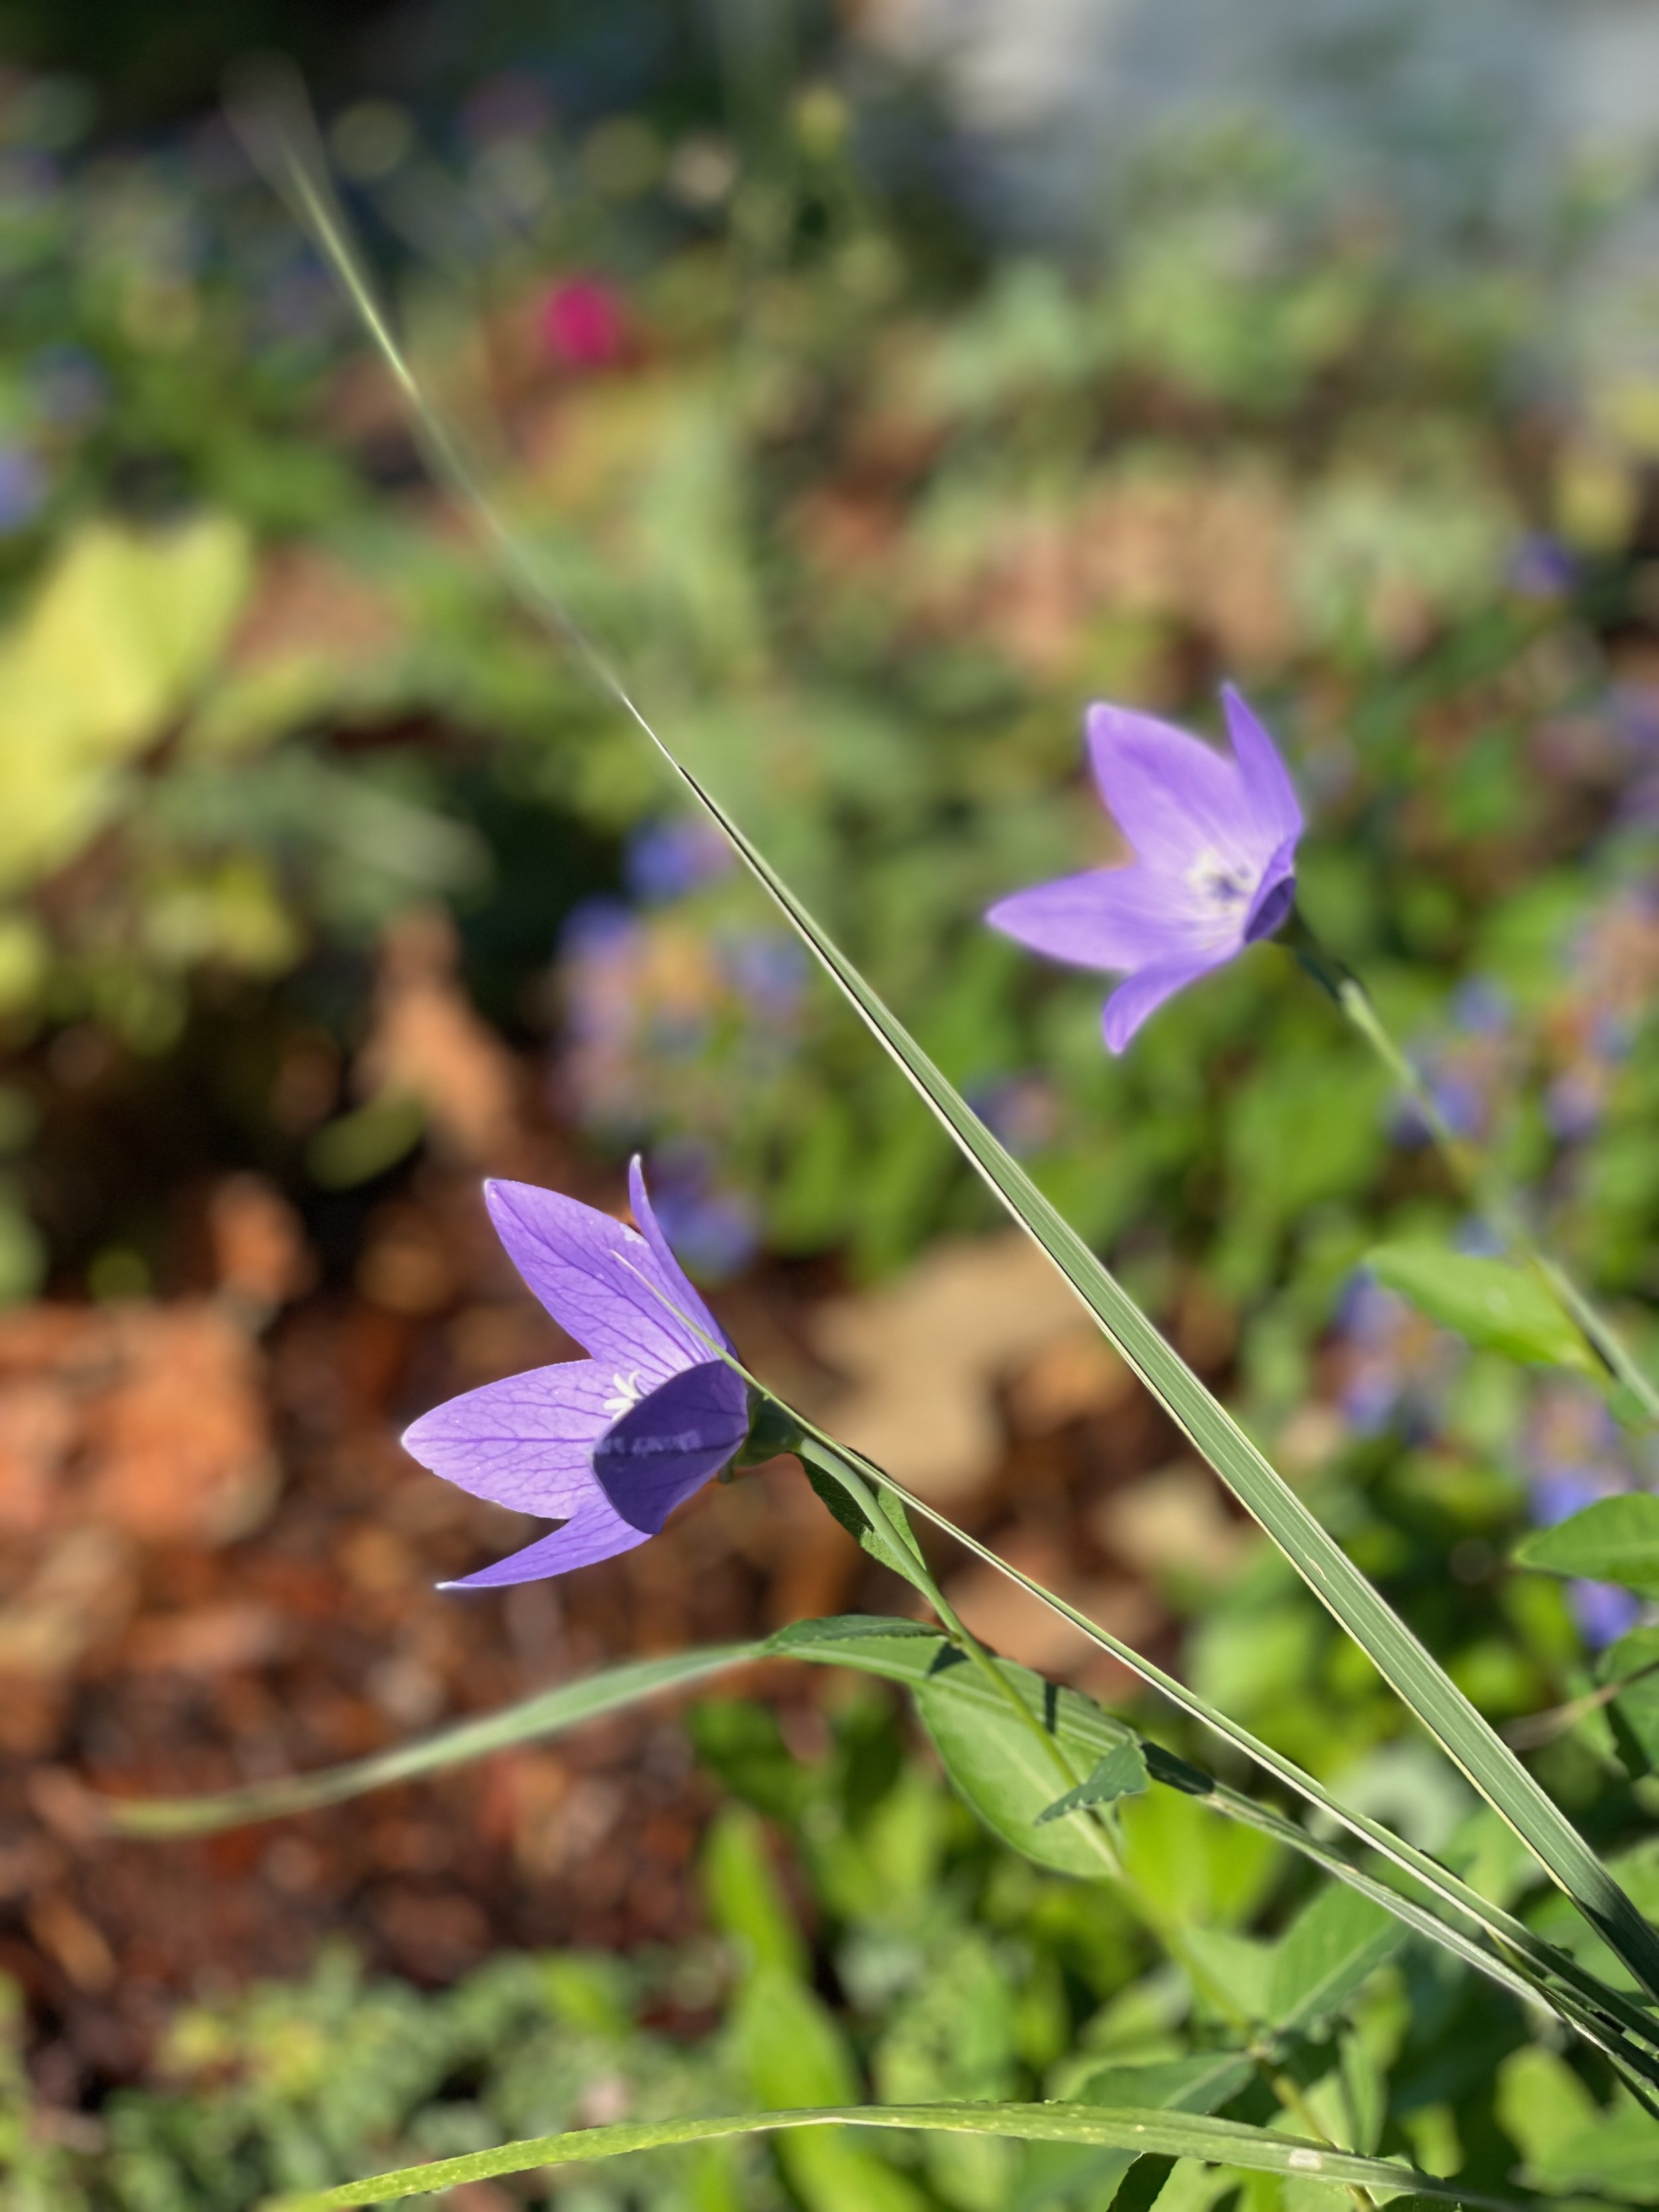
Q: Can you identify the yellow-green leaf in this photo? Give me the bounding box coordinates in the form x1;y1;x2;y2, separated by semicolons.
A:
1368;1244;1598;1374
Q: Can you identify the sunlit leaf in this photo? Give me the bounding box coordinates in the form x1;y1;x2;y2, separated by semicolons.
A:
1601;1629;1659;1781
1367;1243;1598;1374
1035;1739;1149;1824
1268;1880;1404;2031
1515;1495;1659;1597
0;516;252;891
103;1645;756;1836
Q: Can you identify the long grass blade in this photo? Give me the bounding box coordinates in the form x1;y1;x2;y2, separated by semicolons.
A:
259;2101;1525;2211
230;79;1659;2002
101;1647;753;1836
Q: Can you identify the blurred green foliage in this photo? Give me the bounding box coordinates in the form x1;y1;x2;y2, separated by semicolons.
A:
7;1682;1657;2208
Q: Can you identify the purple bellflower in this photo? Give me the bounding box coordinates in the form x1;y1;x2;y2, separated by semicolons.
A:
987;687;1303;1051
402;1161;753;1587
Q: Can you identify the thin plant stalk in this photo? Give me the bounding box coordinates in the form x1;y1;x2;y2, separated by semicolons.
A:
1287;913;1659;1426
830;1471;1378;2195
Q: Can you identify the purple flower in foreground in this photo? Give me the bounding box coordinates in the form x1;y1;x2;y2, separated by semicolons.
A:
987;687;1303;1051
402;1161;752;1587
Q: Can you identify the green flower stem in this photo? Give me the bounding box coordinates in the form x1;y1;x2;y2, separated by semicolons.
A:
837;1472;1378;2201
792;1436;1384;2197
1288;913;1659;1428
1503;1650;1659;1753
745;1370;1659;2081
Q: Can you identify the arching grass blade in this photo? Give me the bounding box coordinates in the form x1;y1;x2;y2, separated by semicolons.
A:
259;2100;1528;2211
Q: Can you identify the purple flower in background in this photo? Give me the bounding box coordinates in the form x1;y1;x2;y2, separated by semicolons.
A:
1526;1467;1643;1653
1508;533;1576;602
1521;1388;1651;1651
987;687;1303;1051
1334;1274;1461;1439
0;447;46;534
402;1161;752;1587
1568;1578;1642;1651
625;816;733;904
723;930;808;1025
645;1147;760;1280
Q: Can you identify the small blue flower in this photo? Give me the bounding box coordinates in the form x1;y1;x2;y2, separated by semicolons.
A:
624;817;733;904
1508;534;1575;601
0;447;46;534
721;930;808;1024
1568;1580;1642;1651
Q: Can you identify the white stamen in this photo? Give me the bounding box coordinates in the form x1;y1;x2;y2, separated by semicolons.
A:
1187;848;1253;909
603;1369;645;1419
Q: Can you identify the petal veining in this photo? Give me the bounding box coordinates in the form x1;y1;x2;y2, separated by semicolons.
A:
626;1155;731;1357
484;1179;703;1384
401;1360;612;1515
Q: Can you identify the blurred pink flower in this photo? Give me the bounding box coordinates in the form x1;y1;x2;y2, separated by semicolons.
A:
540;277;626;370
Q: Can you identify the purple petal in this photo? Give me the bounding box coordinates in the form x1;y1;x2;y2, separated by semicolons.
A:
484;1179;713;1384
439;1497;648;1589
593;1358;751;1533
1086;703;1250;875
1102;952;1229;1052
1222;686;1302;849
1243;832;1297;942
627;1156;729;1353
987;865;1223;974
402;1360;612;1515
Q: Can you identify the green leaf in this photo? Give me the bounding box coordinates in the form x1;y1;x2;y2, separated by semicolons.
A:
1498;2045;1659;2201
1515;1495;1659;1596
1367;1243;1598;1374
773;1609;1140;1880
914;1665;1119;1880
1066;2053;1256;2115
305;1090;426;1189
1524;2108;1659;2201
255;2099;1524;2211
1036;1739;1149;1824
688;1697;815;1820
267;105;1659;2012
1601;1629;1659;1780
797;1446;933;1596
0;515;253;893
703;1807;809;1979
1267;1881;1405;2032
732;1970;928;2212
